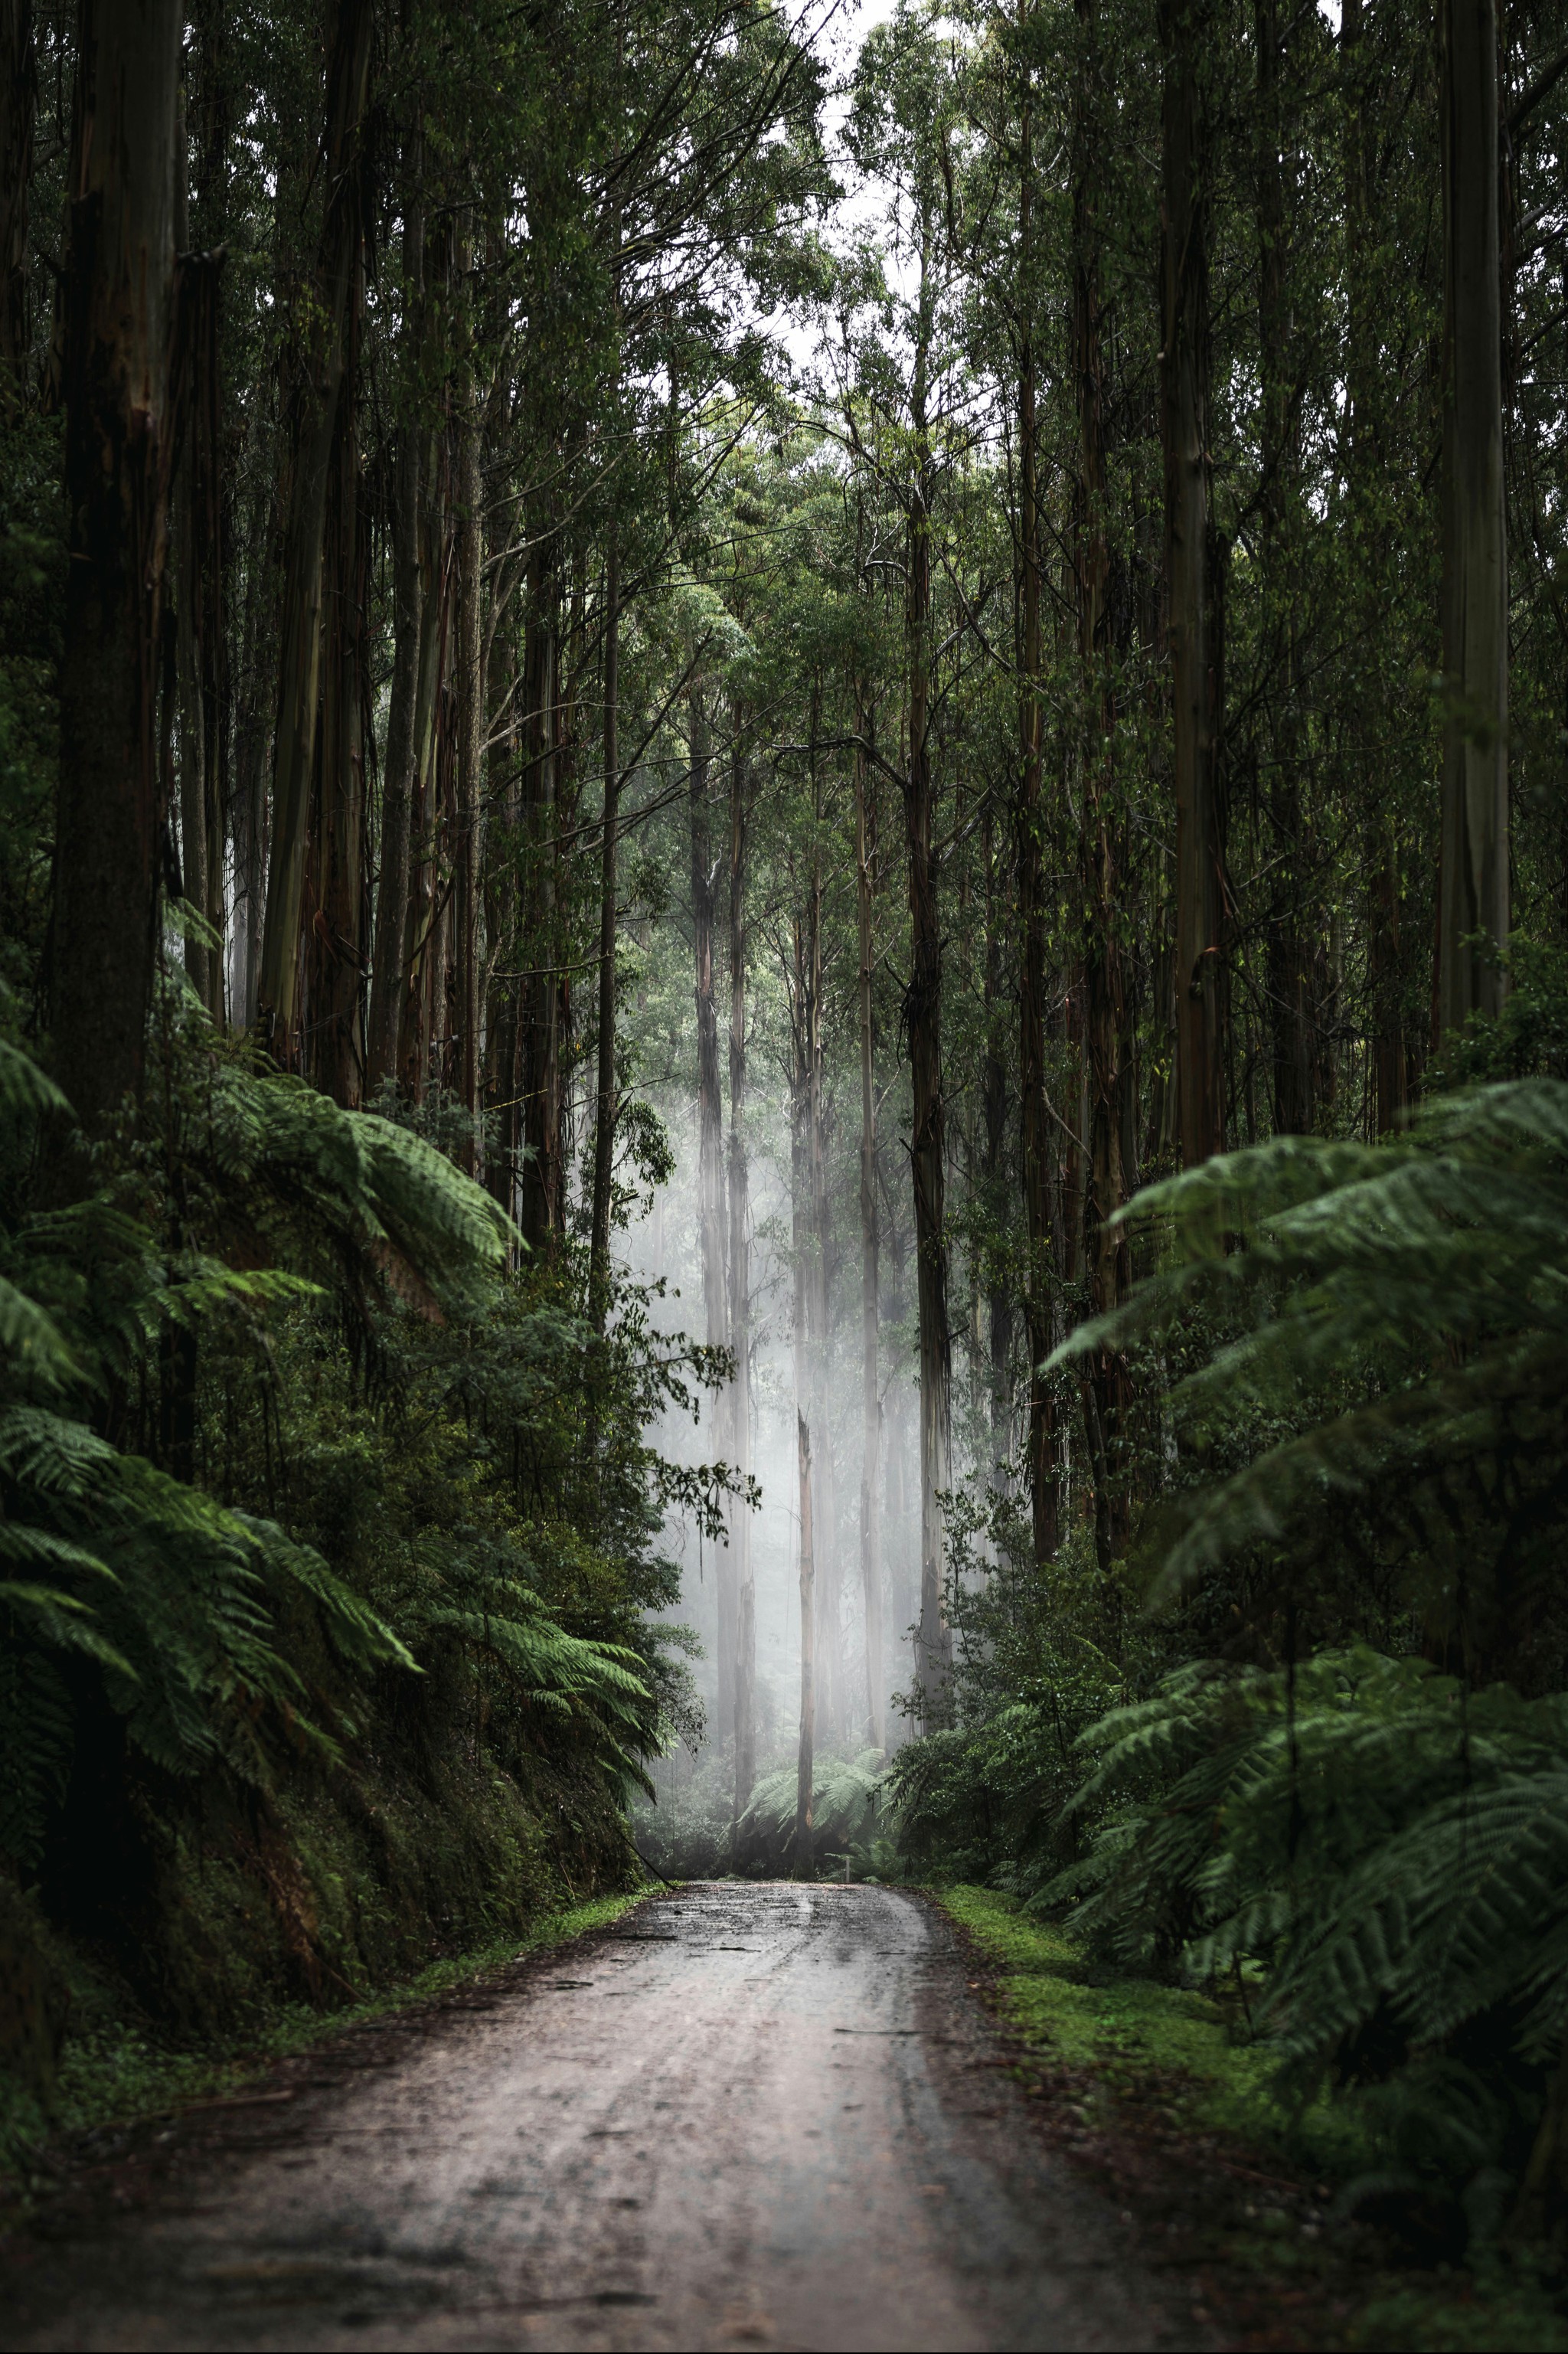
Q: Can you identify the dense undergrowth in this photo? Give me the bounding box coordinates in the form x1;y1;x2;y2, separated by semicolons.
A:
887;1064;1568;2298
0;998;721;2176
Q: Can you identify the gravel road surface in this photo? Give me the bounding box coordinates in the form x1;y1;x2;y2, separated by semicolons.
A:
2;1883;1197;2352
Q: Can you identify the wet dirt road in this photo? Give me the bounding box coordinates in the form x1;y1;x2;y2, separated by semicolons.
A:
3;1884;1196;2353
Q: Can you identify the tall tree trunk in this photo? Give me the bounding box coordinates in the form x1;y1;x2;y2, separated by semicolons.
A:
906;230;952;1723
366;172;425;1100
1161;0;1224;1166
1016;55;1060;1571
0;0;34;404
454;347;484;1165
856;715;884;1753
689;685;733;1751
1257;0;1313;1136
590;526;620;1322
51;0;181;1136
256;0;371;1064
794;1411;815;1881
728;732;755;1815
308;380;367;1105
1075;0;1132;1564
520;530;560;1245
1435;0;1508;1038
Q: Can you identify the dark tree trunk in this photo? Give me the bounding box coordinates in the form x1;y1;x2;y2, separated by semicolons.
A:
308;381;367;1105
256;0;372;1064
1075;0;1132;1564
0;0;34;399
1435;0;1508;1038
520;531;560;1248
1161;0;1225;1166
51;0;181;1136
1016;64;1060;1571
590;528;620;1322
454;349;484;1163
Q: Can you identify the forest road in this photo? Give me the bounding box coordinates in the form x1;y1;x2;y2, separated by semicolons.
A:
2;1882;1201;2354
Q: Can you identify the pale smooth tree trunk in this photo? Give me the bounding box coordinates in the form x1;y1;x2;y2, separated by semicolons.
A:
728;735;756;1816
1435;0;1508;1038
795;1411;815;1881
52;0;181;1135
689;686;733;1747
856;722;884;1753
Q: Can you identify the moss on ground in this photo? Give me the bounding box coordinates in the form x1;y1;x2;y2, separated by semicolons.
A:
0;1888;653;2208
933;1885;1568;2353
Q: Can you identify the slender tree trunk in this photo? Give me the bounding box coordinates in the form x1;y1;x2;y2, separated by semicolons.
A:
368;423;420;1097
0;0;34;404
1435;0;1508;1038
856;715;884;1753
795;1411;815;1881
906;234;952;1723
1161;0;1224;1166
1256;0;1313;1136
520;531;560;1245
689;685;733;1749
590;526;620;1322
309;379;367;1106
1016;62;1059;1570
256;0;372;1064
455;347;484;1165
366;175;424;1098
728;732;755;1814
51;0;181;1136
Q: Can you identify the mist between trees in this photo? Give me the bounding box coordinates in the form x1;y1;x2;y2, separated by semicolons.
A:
11;0;1568;2245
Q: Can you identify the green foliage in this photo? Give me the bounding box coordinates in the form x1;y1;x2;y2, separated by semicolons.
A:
734;1751;886;1875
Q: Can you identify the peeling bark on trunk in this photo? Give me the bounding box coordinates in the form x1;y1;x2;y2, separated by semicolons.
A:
52;0;181;1136
1435;0;1508;1039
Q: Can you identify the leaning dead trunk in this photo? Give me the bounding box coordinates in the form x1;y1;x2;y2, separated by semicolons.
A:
256;0;372;1065
1434;0;1508;1039
795;1411;815;1882
51;0;181;1136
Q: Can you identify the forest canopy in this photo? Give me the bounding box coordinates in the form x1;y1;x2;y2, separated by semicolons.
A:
5;0;1568;2264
